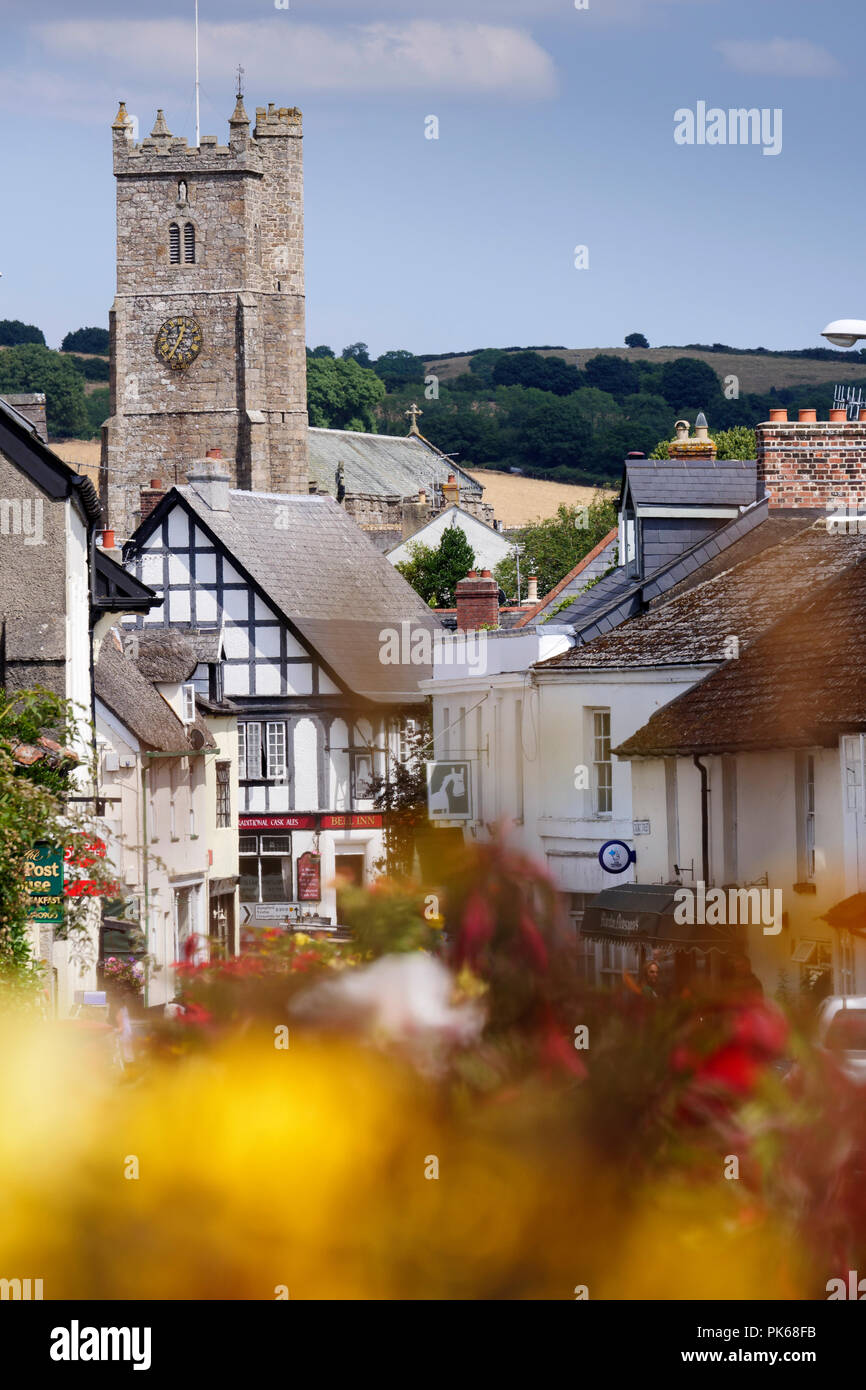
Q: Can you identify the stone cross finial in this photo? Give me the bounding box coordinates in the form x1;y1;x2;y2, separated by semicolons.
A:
406;403;423;435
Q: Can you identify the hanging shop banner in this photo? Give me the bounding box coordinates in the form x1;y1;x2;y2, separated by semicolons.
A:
297;852;322;902
24;844;65;924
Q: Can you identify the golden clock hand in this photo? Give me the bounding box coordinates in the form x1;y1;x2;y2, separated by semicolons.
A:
166;327;185;360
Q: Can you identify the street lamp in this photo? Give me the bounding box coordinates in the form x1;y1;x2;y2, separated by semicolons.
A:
821;319;866;349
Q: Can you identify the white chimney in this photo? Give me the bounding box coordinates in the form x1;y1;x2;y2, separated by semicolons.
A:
187;448;230;512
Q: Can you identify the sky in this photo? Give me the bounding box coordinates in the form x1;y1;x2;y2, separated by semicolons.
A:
0;0;861;358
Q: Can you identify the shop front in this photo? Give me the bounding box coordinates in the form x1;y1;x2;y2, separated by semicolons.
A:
238;812;384;937
581;883;740;995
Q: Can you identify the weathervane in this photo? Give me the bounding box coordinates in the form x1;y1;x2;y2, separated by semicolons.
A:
236;63;245;99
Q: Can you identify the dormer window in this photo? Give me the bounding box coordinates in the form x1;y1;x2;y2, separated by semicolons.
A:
184;222;196;264
169;223;180;264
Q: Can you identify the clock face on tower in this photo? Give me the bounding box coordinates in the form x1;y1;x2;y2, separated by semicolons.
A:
155;315;203;370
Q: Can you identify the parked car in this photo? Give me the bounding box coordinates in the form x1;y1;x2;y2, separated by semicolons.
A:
816;996;866;1084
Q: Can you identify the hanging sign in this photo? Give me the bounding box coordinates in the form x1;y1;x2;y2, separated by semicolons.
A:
24;844;65;924
598;840;636;875
297;852;322;901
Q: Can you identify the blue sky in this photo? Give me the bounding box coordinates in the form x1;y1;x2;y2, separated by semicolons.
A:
0;0;860;358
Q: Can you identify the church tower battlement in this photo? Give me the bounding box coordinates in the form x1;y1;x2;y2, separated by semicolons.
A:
103;95;308;537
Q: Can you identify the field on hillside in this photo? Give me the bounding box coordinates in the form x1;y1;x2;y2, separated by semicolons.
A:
427;346;866;395
52;440;101;488
467;469;613;527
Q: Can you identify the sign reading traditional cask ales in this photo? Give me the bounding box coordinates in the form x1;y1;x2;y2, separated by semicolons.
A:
297;852;321;901
239;814;318;831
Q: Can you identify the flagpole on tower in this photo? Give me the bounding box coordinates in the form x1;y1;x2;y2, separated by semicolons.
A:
194;0;201;148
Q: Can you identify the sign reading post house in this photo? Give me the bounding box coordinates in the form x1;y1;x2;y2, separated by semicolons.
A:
426;761;472;822
24;844;65;924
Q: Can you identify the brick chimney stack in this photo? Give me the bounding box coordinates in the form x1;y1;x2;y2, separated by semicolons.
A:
140;478;167;522
455;569;499;631
757;411;866;509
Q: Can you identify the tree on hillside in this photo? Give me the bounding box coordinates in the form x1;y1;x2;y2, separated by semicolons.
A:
650;425;757;461
493;497;617;601
0;344;89;438
625;333;650;349
395;526;476;607
61;327;109;355
306;355;385;432
86;387;111;439
0;319;45;347
583;354;640;398
341;342;372;369
660;357;722;411
499;390;593;472
308;345;335;358
374;349;426;392
493;351;582;396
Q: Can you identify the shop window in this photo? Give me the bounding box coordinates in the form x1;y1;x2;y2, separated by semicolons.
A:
239;834;292;903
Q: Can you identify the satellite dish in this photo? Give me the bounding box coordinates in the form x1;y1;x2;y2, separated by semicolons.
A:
188;727;206;751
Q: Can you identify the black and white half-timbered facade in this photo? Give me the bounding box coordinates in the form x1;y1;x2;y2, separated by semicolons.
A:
122;456;439;928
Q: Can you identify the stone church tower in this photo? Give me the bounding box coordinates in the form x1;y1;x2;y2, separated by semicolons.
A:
102;94;309;537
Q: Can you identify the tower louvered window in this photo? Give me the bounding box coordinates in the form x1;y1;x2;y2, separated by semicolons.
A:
184;223;196;264
169;223;180;264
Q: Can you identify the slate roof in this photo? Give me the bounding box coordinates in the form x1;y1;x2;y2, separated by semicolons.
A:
624;458;757;509
615;548;866;757
96;640;216;753
308;428;482;501
0;395;102;525
538;523;866;671
545;498;783;635
133;488;442;703
515;529;619;627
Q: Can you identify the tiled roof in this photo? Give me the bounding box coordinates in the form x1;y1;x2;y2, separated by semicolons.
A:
168;488;442;702
624;458;757;509
96;640;216;753
514;529;619;627
537;523;866;671
615;546;866;757
308;428;482;501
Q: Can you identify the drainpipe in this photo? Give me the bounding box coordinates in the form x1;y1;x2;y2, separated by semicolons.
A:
692;754;710;884
140;760;151;1008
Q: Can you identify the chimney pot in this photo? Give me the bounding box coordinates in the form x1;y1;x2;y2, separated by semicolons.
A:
206;448;223;459
418;489;427;505
768;409;787;423
150;477;163;489
526;575;539;604
100;529;116;550
829;408;848;423
798;409;817;423
859;408;866;422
